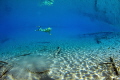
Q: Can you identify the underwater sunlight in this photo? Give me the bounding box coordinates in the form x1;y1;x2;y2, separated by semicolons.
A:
0;0;120;80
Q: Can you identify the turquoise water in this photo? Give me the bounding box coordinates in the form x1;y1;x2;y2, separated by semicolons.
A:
0;0;120;80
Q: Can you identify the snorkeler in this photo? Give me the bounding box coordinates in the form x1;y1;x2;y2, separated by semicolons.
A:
35;26;52;35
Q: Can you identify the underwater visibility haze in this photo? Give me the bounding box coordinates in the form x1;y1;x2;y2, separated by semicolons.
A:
0;0;120;80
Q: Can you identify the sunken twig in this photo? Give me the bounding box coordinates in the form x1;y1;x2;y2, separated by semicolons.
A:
100;57;119;76
26;69;49;75
0;64;13;78
54;47;61;58
109;57;119;76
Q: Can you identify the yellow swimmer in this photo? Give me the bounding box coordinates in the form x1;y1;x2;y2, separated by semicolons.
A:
35;26;52;35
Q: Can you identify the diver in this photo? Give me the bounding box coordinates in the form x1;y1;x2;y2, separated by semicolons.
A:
35;26;52;35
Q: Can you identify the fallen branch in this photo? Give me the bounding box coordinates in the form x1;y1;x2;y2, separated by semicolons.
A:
109;57;119;76
100;57;119;76
54;47;61;58
0;65;13;78
26;69;49;75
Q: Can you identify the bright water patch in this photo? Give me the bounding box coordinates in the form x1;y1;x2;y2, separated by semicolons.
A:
0;32;120;80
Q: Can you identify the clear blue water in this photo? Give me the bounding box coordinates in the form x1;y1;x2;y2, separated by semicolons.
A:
0;0;119;38
0;0;120;80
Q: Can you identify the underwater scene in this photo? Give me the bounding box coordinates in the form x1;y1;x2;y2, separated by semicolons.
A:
1;0;120;80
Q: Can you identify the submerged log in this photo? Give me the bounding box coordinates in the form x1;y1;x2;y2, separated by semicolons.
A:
0;61;8;68
0;65;13;78
109;57;119;76
26;69;49;75
100;57;119;76
16;53;32;57
54;47;61;58
0;61;8;64
0;61;13;78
